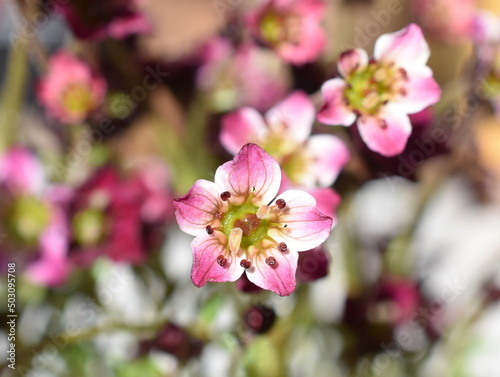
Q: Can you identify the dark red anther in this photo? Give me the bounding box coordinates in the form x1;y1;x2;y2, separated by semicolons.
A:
265;256;277;266
206;225;214;235
240;259;251;269
399;67;408;80
220;191;231;201
278;242;288;252
217;255;227;266
275;199;286;209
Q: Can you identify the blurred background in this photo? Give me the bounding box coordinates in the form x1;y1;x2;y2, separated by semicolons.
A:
1;0;500;376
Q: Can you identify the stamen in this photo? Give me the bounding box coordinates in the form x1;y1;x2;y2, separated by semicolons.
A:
374;68;387;81
220;191;231;201
257;205;271;219
275;199;286;209
229;227;243;254
363;92;379;109
217;255;227;266
206;225;214;235
278;242;288;252
265;256;277;266
398;67;408;80
240;259;251;269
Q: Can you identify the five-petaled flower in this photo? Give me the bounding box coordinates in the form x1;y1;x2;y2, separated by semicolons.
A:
37;51;107;125
317;24;441;156
220;91;350;188
173;144;333;296
245;0;326;65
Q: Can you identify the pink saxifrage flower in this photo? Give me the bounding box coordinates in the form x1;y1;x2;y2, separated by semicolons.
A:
317;24;441;157
173;144;333;296
411;0;476;43
69;162;174;266
246;0;326;65
37;51;107;125
472;12;500;116
0;147;72;287
221;91;350;189
197;38;291;112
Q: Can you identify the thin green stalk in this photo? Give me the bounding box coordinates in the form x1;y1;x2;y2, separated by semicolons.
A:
0;36;29;151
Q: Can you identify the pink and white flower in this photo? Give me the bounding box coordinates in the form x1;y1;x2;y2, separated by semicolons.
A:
473;11;500;44
197;38;290;112
246;0;326;65
173;144;333;296
221;91;350;188
0;147;72;287
472;12;500;117
411;0;475;43
37;51;107;125
317;24;441;157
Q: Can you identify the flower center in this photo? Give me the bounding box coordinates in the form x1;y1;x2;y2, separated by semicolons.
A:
259;11;301;46
73;208;109;247
221;204;269;249
344;61;407;115
8;196;51;245
281;149;311;185
259;123;298;161
62;83;94;116
484;55;500;98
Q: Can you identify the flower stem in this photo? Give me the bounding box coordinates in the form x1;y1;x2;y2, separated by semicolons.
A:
0;36;29;152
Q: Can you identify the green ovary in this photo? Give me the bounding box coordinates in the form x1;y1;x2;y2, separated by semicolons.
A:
282;150;310;185
344;63;401;115
73;208;108;247
62;84;94;115
9;196;51;245
221;203;270;249
259;12;284;45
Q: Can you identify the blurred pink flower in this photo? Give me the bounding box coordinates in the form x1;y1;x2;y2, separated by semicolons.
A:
317;24;441;156
197;38;291;112
472;12;500;117
69;163;173;266
37;51;107;125
411;0;476;43
173;144;333;296
0;147;72;286
0;146;44;195
221;91;350;188
52;0;151;41
246;0;326;65
473;11;500;44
